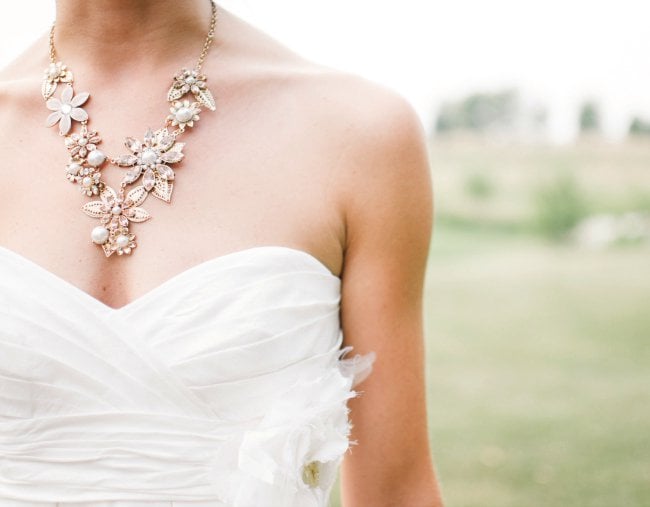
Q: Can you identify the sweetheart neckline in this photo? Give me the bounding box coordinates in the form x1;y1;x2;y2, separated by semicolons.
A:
0;244;339;313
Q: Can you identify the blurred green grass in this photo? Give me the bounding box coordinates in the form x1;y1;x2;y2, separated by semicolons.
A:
425;224;649;507
330;138;650;507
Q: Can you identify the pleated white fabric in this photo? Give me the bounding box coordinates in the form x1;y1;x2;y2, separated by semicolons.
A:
0;245;376;507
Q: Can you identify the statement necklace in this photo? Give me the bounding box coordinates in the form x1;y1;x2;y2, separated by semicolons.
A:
42;1;218;257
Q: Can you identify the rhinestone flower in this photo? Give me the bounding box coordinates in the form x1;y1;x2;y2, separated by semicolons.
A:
82;185;150;256
45;85;89;135
45;61;72;83
65;161;102;196
167;100;201;130
82;184;151;231
172;68;206;95
114;127;184;201
167;67;215;110
65;124;101;159
42;61;73;99
108;226;137;256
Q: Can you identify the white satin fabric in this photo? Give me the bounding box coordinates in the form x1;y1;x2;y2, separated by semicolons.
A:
0;245;376;507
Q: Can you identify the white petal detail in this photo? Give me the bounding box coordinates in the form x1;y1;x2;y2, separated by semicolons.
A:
46;98;62;111
70;107;88;121
61;85;74;103
59;114;72;135
71;91;90;107
45;111;62;127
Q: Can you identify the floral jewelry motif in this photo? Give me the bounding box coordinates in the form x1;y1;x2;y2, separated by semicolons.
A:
167;100;201;130
114;127;184;201
167;68;216;111
82;185;150;256
65;161;103;197
45;85;89;135
42;61;73;99
108;226;137;256
65;124;101;159
43;0;218;257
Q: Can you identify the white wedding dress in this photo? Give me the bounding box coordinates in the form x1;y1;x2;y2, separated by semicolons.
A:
0;244;376;507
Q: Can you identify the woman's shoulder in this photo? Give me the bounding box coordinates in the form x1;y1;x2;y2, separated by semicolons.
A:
273;58;428;193
214;6;422;148
0;33;46;111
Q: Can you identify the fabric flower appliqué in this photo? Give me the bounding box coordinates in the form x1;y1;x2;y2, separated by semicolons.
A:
45;85;89;135
114;127;184;202
211;367;356;506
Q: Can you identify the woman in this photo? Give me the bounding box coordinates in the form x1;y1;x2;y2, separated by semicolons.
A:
0;0;444;505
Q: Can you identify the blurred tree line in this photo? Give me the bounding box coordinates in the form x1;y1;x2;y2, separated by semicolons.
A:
435;89;520;133
433;90;650;139
434;89;546;136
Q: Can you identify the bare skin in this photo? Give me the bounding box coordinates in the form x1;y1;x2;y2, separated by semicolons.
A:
0;1;444;505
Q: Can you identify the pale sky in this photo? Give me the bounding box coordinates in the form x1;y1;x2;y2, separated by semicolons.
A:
1;0;647;143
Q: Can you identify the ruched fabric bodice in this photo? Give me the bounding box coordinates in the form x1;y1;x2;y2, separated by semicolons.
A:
0;245;376;507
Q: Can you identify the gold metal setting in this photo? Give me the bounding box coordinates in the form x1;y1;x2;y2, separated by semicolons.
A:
42;0;218;257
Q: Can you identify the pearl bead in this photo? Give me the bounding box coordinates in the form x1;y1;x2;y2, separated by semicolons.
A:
91;226;109;244
78;138;87;146
82;176;93;187
87;149;106;167
111;205;122;215
141;149;158;166
116;234;130;248
186;76;196;84
67;162;81;176
175;107;193;123
61;103;72;114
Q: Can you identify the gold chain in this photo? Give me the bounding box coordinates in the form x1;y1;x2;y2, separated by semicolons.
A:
48;23;56;64
196;0;218;71
48;0;218;70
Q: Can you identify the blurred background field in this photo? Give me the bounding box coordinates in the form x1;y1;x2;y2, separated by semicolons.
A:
422;136;650;507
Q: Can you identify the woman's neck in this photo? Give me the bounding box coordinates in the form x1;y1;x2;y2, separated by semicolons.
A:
52;0;216;76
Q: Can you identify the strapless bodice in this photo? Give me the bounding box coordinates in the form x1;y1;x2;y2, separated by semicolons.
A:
0;245;376;507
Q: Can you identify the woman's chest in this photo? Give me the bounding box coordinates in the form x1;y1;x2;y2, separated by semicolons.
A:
0;87;346;308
